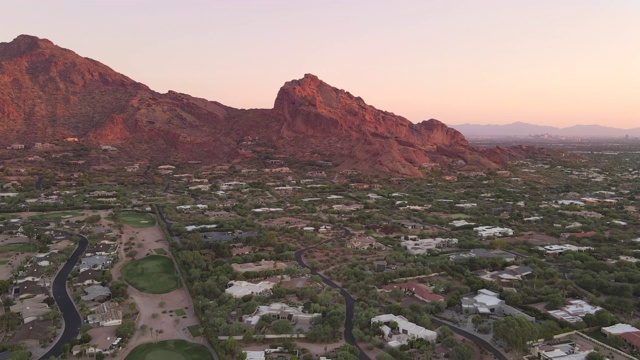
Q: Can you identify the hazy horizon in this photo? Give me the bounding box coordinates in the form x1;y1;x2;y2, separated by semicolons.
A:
2;1;639;128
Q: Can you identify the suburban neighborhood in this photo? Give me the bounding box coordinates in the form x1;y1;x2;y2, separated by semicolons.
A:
0;138;639;360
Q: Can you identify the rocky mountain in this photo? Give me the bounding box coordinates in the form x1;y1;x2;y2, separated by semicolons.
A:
0;35;521;177
452;122;640;138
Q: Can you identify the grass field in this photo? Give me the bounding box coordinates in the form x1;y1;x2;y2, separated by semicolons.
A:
0;214;19;221
187;325;203;337
0;243;37;253
28;211;84;220
0;260;9;265
174;308;186;316
153;248;167;255
121;255;180;294
125;340;212;360
121;212;156;228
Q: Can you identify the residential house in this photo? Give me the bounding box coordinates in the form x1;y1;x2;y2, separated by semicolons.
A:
231;260;287;273
76;269;104;286
12;280;48;299
461;289;505;314
533;341;594;360
548;300;602;323
602;323;640;337
243;303;321;327
400;236;458;255
220;181;246;190
346;236;386;250
9;294;49;323
84;242;117;257
78;255;111;272
371;314;437;347
380;282;444;303
539;244;593;256
225;280;277;298
394;220;426;230
87;302;123;326
81;285;111;302
450;249;516;262
473;226;514;238
477;265;533;285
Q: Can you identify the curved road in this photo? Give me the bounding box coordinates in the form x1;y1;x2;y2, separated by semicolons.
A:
294;228;372;360
432;317;507;360
39;234;88;359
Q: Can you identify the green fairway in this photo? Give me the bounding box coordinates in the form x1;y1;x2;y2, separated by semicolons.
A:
121;255;180;294
28;211;84;220
125;340;212;360
121;212;156;228
0;242;37;253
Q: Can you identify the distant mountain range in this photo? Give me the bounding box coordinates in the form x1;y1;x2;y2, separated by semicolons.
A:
451;122;640;138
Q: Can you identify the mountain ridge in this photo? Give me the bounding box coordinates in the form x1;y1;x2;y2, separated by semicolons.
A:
0;35;532;177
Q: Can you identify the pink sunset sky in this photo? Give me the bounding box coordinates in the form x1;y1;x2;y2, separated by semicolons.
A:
2;0;639;128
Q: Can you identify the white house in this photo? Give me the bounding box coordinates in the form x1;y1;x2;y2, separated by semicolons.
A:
461;289;505;314
400;237;458;255
473;226;514;238
602;323;640;337
243;303;321;327
225;281;275;298
371;314;437;347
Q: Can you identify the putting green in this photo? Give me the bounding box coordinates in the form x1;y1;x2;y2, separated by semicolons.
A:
28;211;84;220
120;212;156;228
125;340;212;360
121;255;180;294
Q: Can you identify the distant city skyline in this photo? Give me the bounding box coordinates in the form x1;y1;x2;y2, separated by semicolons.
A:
2;1;639;128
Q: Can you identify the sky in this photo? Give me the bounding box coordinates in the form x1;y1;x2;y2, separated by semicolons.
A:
2;0;639;128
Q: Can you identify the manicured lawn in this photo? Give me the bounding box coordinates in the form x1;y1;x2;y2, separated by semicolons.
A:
174;308;186;316
121;255;180;294
28;211;84;220
153;248;167;255
125;340;212;360
121;212;156;228
0;242;37;253
187;325;203;337
0;214;19;221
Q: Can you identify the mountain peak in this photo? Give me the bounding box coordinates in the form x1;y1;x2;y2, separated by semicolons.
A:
0;34;55;60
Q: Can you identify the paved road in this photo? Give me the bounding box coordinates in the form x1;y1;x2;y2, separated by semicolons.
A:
35;175;43;191
39;234;88;359
294;228;372;360
432;316;508;360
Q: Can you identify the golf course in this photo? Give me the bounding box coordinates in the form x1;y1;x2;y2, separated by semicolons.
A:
120;212;156;228
121;255;180;294
125;340;212;360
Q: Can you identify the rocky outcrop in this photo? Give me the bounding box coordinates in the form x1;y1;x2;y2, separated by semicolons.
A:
0;35;516;177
